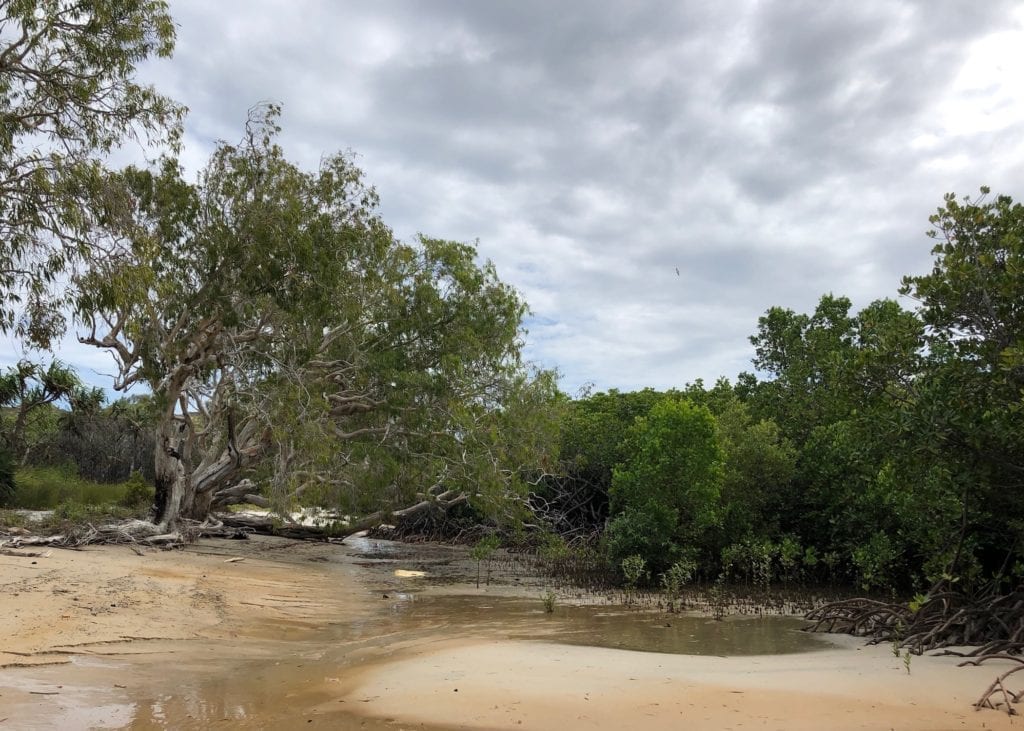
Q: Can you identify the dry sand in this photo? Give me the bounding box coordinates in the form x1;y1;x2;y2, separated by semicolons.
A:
0;537;1020;730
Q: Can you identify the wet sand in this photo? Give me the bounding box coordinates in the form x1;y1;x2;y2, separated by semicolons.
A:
0;536;1019;730
341;638;1018;731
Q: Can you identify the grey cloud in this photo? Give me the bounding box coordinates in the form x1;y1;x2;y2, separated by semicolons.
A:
81;0;1022;396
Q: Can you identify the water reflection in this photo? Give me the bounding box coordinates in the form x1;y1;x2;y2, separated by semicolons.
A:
379;594;828;656
110;595;827;729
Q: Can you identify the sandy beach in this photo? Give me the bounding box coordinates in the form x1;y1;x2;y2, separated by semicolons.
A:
0;537;1019;730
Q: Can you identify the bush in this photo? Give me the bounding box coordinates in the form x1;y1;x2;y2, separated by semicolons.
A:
30;399;155;483
603;501;679;574
118;471;155;509
44;502;137;531
852;531;898;592
621;554;648;587
661;557;696;612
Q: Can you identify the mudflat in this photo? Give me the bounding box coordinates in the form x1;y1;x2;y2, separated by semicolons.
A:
0;536;1017;730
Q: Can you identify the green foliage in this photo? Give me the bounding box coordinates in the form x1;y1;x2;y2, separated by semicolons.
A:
604;501;678;572
470;534;501;561
851;531;898;592
620;554;648;602
713;397;796;543
541;590;557;613
0;509;27;529
560;388;666;490
897;189;1024;582
471;533;501;587
564;209;1024;592
903;188;1024;370
607;398;723;572
0;0;183;347
802;546;819;570
52;501;136;524
0;360;104;462
660;557;696;612
31;395;156;483
7;465;133;509
546;388;667;534
777;535;802;582
75;106;557;525
118;471;155;509
537;532;571;562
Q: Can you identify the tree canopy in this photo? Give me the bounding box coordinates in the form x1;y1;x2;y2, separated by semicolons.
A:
0;0;183;347
76;106;558;529
532;188;1024;596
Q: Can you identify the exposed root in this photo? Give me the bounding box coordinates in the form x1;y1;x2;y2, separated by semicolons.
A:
965;662;1024;714
806;585;1024;715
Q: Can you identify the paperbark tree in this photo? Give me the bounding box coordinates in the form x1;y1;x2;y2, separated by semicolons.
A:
77;107;557;530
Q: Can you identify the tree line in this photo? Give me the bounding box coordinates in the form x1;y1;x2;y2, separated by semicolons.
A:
546;190;1023;594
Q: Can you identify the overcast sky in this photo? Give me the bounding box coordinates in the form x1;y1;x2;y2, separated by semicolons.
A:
11;0;1024;396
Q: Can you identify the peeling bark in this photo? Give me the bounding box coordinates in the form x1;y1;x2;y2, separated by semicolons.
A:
152;416;187;528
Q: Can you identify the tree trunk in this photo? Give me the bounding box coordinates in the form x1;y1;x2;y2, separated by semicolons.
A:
183;487;214;521
153;416;189;529
12;401;31;464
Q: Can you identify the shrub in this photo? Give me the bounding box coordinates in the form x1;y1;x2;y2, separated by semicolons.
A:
661;556;697;612
607;398;723;570
604;501;678;573
118;471;155;509
621;554;648;587
852;531;898;592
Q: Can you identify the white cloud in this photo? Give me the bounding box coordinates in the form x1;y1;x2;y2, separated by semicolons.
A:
21;0;1024;396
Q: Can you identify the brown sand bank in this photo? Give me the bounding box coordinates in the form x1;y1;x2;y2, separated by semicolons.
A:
0;536;1020;730
0;537;368;669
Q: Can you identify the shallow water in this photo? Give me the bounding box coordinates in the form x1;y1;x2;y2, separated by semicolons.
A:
0;536;833;729
379;594;827;656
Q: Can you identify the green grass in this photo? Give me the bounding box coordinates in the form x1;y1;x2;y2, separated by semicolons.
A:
0;502;142;535
0;465;153;534
8;464;134;509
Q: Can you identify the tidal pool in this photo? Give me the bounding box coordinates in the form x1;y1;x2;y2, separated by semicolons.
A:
377;593;830;656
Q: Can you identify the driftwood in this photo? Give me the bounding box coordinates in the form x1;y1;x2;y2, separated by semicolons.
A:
0;521;187;550
806;584;1024;715
216;491;472;542
214;513;351;541
0;548;52;558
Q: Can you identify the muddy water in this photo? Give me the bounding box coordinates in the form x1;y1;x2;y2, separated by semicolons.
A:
343;535;826;656
378;594;825;656
1;537;833;729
